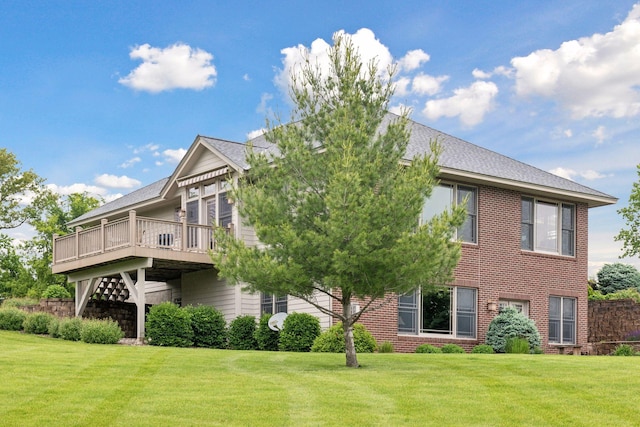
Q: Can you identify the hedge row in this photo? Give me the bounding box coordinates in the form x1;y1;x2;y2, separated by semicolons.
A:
0;307;124;344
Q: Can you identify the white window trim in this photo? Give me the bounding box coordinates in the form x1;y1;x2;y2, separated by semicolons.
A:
498;299;529;317
548;296;576;345
522;196;575;257
398;286;478;340
421;182;478;244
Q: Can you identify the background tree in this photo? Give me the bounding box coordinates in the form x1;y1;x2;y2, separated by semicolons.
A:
211;33;464;367
22;191;102;296
596;263;640;295
616;164;640;258
0;148;44;230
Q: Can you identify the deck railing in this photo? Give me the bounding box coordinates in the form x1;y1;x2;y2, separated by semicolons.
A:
53;210;219;265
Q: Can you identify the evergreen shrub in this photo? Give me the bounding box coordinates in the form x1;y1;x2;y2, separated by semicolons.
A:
254;314;280;351
228;315;258;350
146;302;193;347
41;285;71;299
80;318;124;344
311;322;377;353
23;312;55;334
415;344;442;353
485;307;541;353
186;305;227;348
278;312;320;352
0;307;27;330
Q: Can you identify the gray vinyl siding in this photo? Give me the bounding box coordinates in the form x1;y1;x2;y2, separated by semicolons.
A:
181;269;237;321
186;148;228;177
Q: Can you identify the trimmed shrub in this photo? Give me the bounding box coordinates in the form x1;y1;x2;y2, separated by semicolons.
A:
378;341;395;353
254;314;280;351
279;313;320;352
186;305;227;349
0;307;27;330
228;315;258;350
441;343;465;354
505;337;530;354
416;344;442;353
41;285;71;299
612;344;637;356
146;302;194;347
80;318;124;344
58;317;84;341
471;344;495;354
23;312;55;335
311;322;377;353
486;307;541;353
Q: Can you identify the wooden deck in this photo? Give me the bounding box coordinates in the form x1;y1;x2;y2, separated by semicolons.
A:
52;211;218;278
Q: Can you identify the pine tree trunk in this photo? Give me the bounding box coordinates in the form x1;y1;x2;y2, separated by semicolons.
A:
343;299;359;368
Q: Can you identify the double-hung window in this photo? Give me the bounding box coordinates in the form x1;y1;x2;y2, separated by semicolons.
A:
398;286;477;338
521;197;575;256
548;296;576;344
421;183;477;243
261;293;288;315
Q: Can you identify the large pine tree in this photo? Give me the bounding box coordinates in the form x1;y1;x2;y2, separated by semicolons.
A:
212;33;465;367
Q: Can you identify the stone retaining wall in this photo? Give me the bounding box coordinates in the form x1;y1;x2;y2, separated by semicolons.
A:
18;299;145;338
588;299;640;355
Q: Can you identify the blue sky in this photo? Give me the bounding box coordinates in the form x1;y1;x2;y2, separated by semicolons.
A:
1;0;639;276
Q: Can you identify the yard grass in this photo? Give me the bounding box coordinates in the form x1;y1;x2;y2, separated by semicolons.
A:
2;331;640;426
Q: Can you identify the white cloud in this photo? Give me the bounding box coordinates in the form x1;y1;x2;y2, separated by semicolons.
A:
472;66;513;80
163;148;187;163
243;74;250;81
94;174;141;189
422;81;498;126
394;77;411;97
411;73;449;96
47;183;108;197
548;167;606;181
511;3;640;119
564;129;573;138
257;93;273;114
592;125;608;145
119;43;217;93
275;28;394;94
247;128;267;140
133;143;160;154
120;157;141;168
472;68;492;79
398;49;430;72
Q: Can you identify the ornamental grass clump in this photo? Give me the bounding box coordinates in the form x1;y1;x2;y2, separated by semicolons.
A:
505;337;530;354
486;307;541;353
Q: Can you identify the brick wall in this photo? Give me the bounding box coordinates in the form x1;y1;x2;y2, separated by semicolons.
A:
353;184;589;354
19;299;145;338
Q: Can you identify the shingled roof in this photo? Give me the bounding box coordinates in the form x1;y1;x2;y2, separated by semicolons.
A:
69;114;616;226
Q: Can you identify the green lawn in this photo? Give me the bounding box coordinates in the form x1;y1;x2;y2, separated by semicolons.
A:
2;331;640;426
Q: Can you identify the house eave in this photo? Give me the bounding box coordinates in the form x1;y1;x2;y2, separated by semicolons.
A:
438;167;617;208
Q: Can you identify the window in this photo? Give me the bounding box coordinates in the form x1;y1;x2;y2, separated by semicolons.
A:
421;184;477;243
398;286;477;338
521;197;575;256
548;296;576;344
498;300;529;317
261;293;288;314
